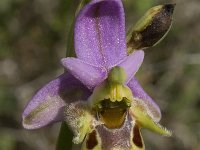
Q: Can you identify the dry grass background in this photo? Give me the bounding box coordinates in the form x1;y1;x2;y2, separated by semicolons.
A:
0;0;200;149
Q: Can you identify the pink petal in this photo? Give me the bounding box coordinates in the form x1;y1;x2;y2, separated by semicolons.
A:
61;58;107;90
118;50;144;83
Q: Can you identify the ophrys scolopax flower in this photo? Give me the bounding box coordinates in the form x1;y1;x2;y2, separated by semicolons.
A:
22;0;173;149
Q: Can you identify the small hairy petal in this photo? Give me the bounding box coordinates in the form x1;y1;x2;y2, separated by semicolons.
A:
118;50;144;83
127;77;161;122
74;0;126;68
64;101;93;144
61;58;107;90
22;73;91;129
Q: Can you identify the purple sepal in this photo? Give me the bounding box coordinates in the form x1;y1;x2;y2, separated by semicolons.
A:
22;73;91;129
74;0;126;69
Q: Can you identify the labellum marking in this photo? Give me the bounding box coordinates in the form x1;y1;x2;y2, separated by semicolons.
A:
86;130;98;149
132;124;143;148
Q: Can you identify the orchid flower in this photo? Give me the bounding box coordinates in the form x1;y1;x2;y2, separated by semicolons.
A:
22;0;172;149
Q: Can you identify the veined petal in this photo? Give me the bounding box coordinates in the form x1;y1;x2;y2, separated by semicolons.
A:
118;50;144;83
61;58;107;90
75;0;126;68
127;77;161;122
22;73;91;129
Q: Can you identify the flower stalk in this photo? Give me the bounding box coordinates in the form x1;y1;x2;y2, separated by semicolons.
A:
57;0;92;149
56;123;73;150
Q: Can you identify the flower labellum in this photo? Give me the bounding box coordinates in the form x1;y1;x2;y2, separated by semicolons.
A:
22;0;173;149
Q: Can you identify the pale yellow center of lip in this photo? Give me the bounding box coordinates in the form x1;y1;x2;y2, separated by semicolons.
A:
99;107;127;129
97;99;130;129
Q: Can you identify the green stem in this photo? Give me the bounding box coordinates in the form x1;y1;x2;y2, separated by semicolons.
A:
56;122;73;150
56;0;91;150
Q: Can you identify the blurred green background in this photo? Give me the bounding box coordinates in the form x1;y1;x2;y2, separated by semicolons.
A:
0;0;200;149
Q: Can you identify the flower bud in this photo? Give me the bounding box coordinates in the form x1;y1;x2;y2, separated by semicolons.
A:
127;4;175;53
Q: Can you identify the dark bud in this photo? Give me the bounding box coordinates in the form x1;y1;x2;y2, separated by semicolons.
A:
127;4;175;54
